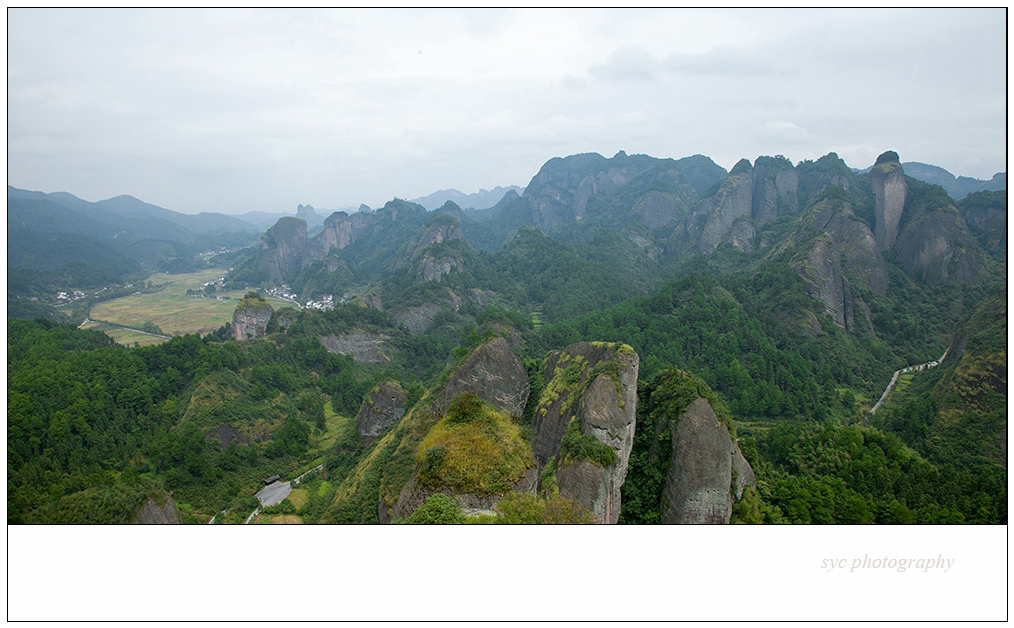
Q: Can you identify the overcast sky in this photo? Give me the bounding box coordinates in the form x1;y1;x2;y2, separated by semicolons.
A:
7;8;1007;215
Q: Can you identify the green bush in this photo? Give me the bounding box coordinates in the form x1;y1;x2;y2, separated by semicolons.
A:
394;493;465;524
558;419;617;467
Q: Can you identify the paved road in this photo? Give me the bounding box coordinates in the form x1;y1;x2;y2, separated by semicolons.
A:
244;507;260;524
256;481;292;507
868;349;948;419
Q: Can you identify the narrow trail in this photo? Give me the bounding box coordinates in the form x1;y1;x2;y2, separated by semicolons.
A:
867;349;949;419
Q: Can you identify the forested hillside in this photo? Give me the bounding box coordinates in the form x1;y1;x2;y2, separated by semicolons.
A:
7;149;1006;524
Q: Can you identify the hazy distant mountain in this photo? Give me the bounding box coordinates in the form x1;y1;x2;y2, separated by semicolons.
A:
7;187;262;243
234;210;295;231
411;185;524;211
857;162;1006;201
6;185;267;295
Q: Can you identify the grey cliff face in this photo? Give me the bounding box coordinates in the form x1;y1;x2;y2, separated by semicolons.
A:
632;190;684;230
752;158;800;227
257;217;307;282
304;211;375;266
792;238;855;331
872;156;907;251
356;382;407;440
415;255;464;284
532;341;639;523
802;198;888;296
697;161;755;255
682;157;800;255
893;209;983;283
232;303;273;340
661;397;747;524
525;153;654;232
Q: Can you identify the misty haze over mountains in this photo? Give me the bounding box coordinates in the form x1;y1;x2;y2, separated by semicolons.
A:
8;154;1003;222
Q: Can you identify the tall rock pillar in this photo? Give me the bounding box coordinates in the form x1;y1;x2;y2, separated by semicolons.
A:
871;150;907;251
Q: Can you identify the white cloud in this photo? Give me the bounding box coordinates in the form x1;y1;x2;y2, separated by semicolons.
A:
6;8;1006;213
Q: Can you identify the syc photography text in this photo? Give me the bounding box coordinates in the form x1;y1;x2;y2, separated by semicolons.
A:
822;554;955;573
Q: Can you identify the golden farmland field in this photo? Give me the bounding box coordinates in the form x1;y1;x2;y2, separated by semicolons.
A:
88;269;294;341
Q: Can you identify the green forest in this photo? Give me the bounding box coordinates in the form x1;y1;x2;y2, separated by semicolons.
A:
7;151;1007;525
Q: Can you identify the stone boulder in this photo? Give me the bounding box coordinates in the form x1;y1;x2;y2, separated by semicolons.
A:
532;341;639;523
660;397;755;524
433;336;530;417
232;292;273;340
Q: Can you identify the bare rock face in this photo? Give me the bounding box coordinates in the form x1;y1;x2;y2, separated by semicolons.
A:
232;293;274;340
661;398;736;524
532;341;639;523
415;254;464;284
433;336;530;417
696;159;755;254
304;210;375;265
257;217;308;282
752;156;800;228
792;238;854;331
389;338;534;521
524;152;654;232
318;331;391;363
731;444;757;501
215;424;249;450
893;205;984;283
356;382;407;440
134;496;182;524
872;151;907;251
801;197;888;296
398;215;465;264
632;190;683;230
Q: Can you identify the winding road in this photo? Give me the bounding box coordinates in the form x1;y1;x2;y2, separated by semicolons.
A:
867;349;949;419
